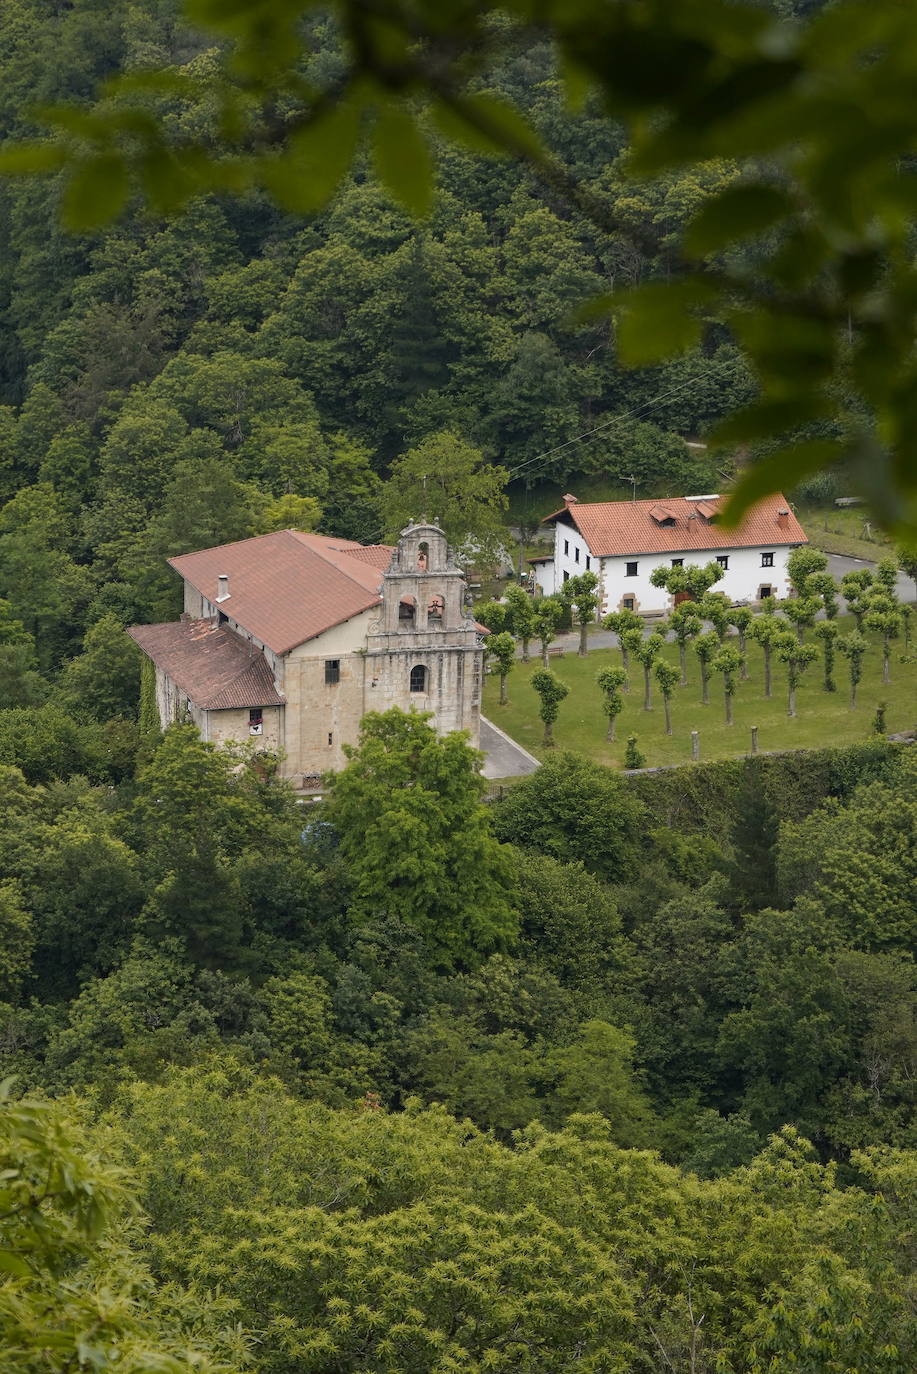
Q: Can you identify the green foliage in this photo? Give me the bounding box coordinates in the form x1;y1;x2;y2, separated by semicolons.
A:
596;664;628;740
560;569;599;656
382;431;508;564
623;735;645;770
323;710;518;963
491;752;645;879
0;1080;239;1372
529;666;569;745
486;629;517;704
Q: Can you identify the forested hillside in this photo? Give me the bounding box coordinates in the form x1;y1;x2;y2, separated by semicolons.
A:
1;3;916;1372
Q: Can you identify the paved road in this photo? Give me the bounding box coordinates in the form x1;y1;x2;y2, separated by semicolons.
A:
510;551;915;659
479;715;540;779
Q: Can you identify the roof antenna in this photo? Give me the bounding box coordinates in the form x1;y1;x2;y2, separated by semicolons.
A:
624;475;638;502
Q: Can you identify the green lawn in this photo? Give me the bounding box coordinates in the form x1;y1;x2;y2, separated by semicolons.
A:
483;613;917;769
798;501;894;561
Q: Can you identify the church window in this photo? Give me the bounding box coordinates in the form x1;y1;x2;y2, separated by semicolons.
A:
410;664;428;693
324;659;340;684
418;541;429;570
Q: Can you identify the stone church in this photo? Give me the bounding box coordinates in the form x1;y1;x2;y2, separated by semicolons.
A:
129;521;485;789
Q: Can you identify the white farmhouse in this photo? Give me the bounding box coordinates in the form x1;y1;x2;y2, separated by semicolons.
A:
534;492;808;615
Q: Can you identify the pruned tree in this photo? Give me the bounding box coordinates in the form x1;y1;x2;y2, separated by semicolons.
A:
693;631;719;706
814;621;839;692
666;603;703;685
726;605;752;679
630;631;665;711
841;568;875;631
875;556;900;593
533;596;565;669
561;570;600;657
653;659;680;735
780;594;822;643
774;632;819;717
837;630;868;708
504;584;537;662
596;665;628;741
864;593;902;684
712;644;743;725
787;545;828;597
649;560;723;602
474;599;508;635
486;630;516;706
807;571;839;620
531;668;569;748
748;610;784;699
697;590;731;641
603;607;642;680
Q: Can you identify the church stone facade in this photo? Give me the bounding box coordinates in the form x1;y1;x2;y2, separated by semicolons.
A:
129;521;485;789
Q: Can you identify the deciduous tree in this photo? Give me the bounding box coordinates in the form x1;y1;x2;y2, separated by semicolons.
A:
654;659;680;735
486;630;516;706
712;644;743;725
533;595;565;668
323;709;518;963
814;620;839;693
596;664;628;741
693;631;719;706
530;668;569;748
561;570;600;657
666;603;703;685
837;631;867;708
774;633;818;718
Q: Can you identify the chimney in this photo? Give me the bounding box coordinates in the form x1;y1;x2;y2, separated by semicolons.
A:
776;508;789;531
563;493;579;505
216;573;230;602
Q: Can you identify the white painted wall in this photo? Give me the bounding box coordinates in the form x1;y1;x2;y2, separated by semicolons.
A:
542;520;799;613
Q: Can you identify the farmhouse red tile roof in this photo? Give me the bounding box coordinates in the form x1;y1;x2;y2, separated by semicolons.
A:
168;529;395;655
543;492;807;556
127;620;285;710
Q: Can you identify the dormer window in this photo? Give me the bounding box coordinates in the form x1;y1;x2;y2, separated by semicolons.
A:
649;503;677;526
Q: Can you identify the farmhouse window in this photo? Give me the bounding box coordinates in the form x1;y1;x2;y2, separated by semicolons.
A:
671;558;684;567
585;555;591;570
325;659;340;684
574;547;580;563
623;596;635;611
716;555;729;569
761;551;774;567
626;561;638;577
249;708;262;725
564;539;569;555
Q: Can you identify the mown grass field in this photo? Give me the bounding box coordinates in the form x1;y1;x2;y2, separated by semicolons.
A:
797;501;894;561
483;612;917;769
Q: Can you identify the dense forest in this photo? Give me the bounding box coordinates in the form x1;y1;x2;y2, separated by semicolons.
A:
1;2;915;1372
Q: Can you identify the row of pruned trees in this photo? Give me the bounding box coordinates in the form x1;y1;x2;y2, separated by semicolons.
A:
481;546;913;744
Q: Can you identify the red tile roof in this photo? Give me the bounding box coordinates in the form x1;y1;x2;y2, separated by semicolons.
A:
128;620;285;710
543;492;807;557
168;530;394;655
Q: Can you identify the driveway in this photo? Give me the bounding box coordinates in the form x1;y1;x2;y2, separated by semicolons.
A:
479;715;540;779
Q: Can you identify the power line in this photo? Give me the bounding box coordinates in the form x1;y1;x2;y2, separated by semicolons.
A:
505;367;741;484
